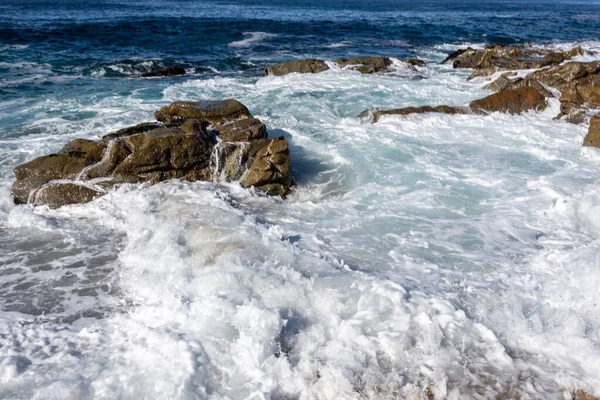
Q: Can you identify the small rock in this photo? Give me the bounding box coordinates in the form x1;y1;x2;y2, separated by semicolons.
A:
264;59;330;76
140;65;186;77
404;58;426;67
361;105;470;123
335;57;393;73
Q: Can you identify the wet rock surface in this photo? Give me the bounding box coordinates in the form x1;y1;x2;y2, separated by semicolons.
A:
470;86;548;114
139;65;186;77
264;59;330;76
11;99;293;207
334;56;393;73
583;116;600;148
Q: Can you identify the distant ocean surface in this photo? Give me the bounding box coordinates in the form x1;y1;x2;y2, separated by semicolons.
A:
1;0;600;399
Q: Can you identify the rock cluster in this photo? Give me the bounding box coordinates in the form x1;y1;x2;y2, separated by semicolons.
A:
11;100;292;208
264;56;426;76
361;43;600;148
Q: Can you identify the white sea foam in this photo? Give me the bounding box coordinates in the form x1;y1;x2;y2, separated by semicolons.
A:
228;31;278;48
1;42;600;399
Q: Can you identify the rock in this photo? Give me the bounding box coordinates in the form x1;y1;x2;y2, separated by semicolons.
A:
443;44;584;72
155;99;252;124
32;183;104;209
264;59;330;76
361;105;471;123
469;86;547;114
213;117;267;142
523;61;600;121
12;99;293;207
404;58;426;67
240;136;292;196
484;72;517;92
335;57;392;73
574;390;600;400
102;122;164;141
11;139;106;204
140;65;186;77
583;116;600;148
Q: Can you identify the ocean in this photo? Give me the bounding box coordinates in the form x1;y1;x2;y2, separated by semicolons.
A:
1;0;600;398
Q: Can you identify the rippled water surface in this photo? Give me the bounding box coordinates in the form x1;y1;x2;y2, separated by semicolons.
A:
1;1;600;399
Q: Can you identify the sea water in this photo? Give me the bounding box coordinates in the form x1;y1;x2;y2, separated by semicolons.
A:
1;0;600;399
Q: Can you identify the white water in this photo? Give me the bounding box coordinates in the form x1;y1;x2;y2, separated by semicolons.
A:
1;47;600;399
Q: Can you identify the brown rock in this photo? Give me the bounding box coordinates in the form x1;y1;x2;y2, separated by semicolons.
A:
213;117;267;142
469;86;547;114
361;105;471;123
404;58;426;67
583;116;600;148
574;390;600;400
264;59;330;76
140;65;186;77
241;136;292;196
13;99;293;206
335;57;393;73
32;183;104;209
11;139;106;204
102;122;164;141
484;72;518;92
155;99;252;124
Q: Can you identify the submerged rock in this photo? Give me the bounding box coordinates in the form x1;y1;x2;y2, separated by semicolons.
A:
404;58;426;68
264;59;330;76
583;116;600;148
140;65;186;77
11;99;293;207
360;105;471;123
574;390;600;400
469;86;547;114
335;56;393;73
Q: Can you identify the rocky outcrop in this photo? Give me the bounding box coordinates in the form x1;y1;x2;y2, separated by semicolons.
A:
443;44;584;78
335;57;393;74
265;59;330;76
583;116;600;148
484;72;517;91
470;86;548;114
359;105;471;123
11;99;293;208
140;65;186;77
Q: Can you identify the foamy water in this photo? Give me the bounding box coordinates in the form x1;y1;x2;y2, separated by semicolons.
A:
1;37;600;400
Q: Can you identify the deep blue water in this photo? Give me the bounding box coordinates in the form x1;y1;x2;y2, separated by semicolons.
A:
2;0;600;79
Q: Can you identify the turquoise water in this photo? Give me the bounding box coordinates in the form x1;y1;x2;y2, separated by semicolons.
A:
1;1;600;399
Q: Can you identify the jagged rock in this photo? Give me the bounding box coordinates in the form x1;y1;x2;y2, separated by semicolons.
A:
155;99;252;124
12;100;293;207
469;86;547;114
404;58;426;67
140;65;186;77
522;61;600;121
484;72;517;91
360;105;471;123
335;57;393;73
583;116;600;148
240;136;292;196
32;183;104;209
264;59;330;76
